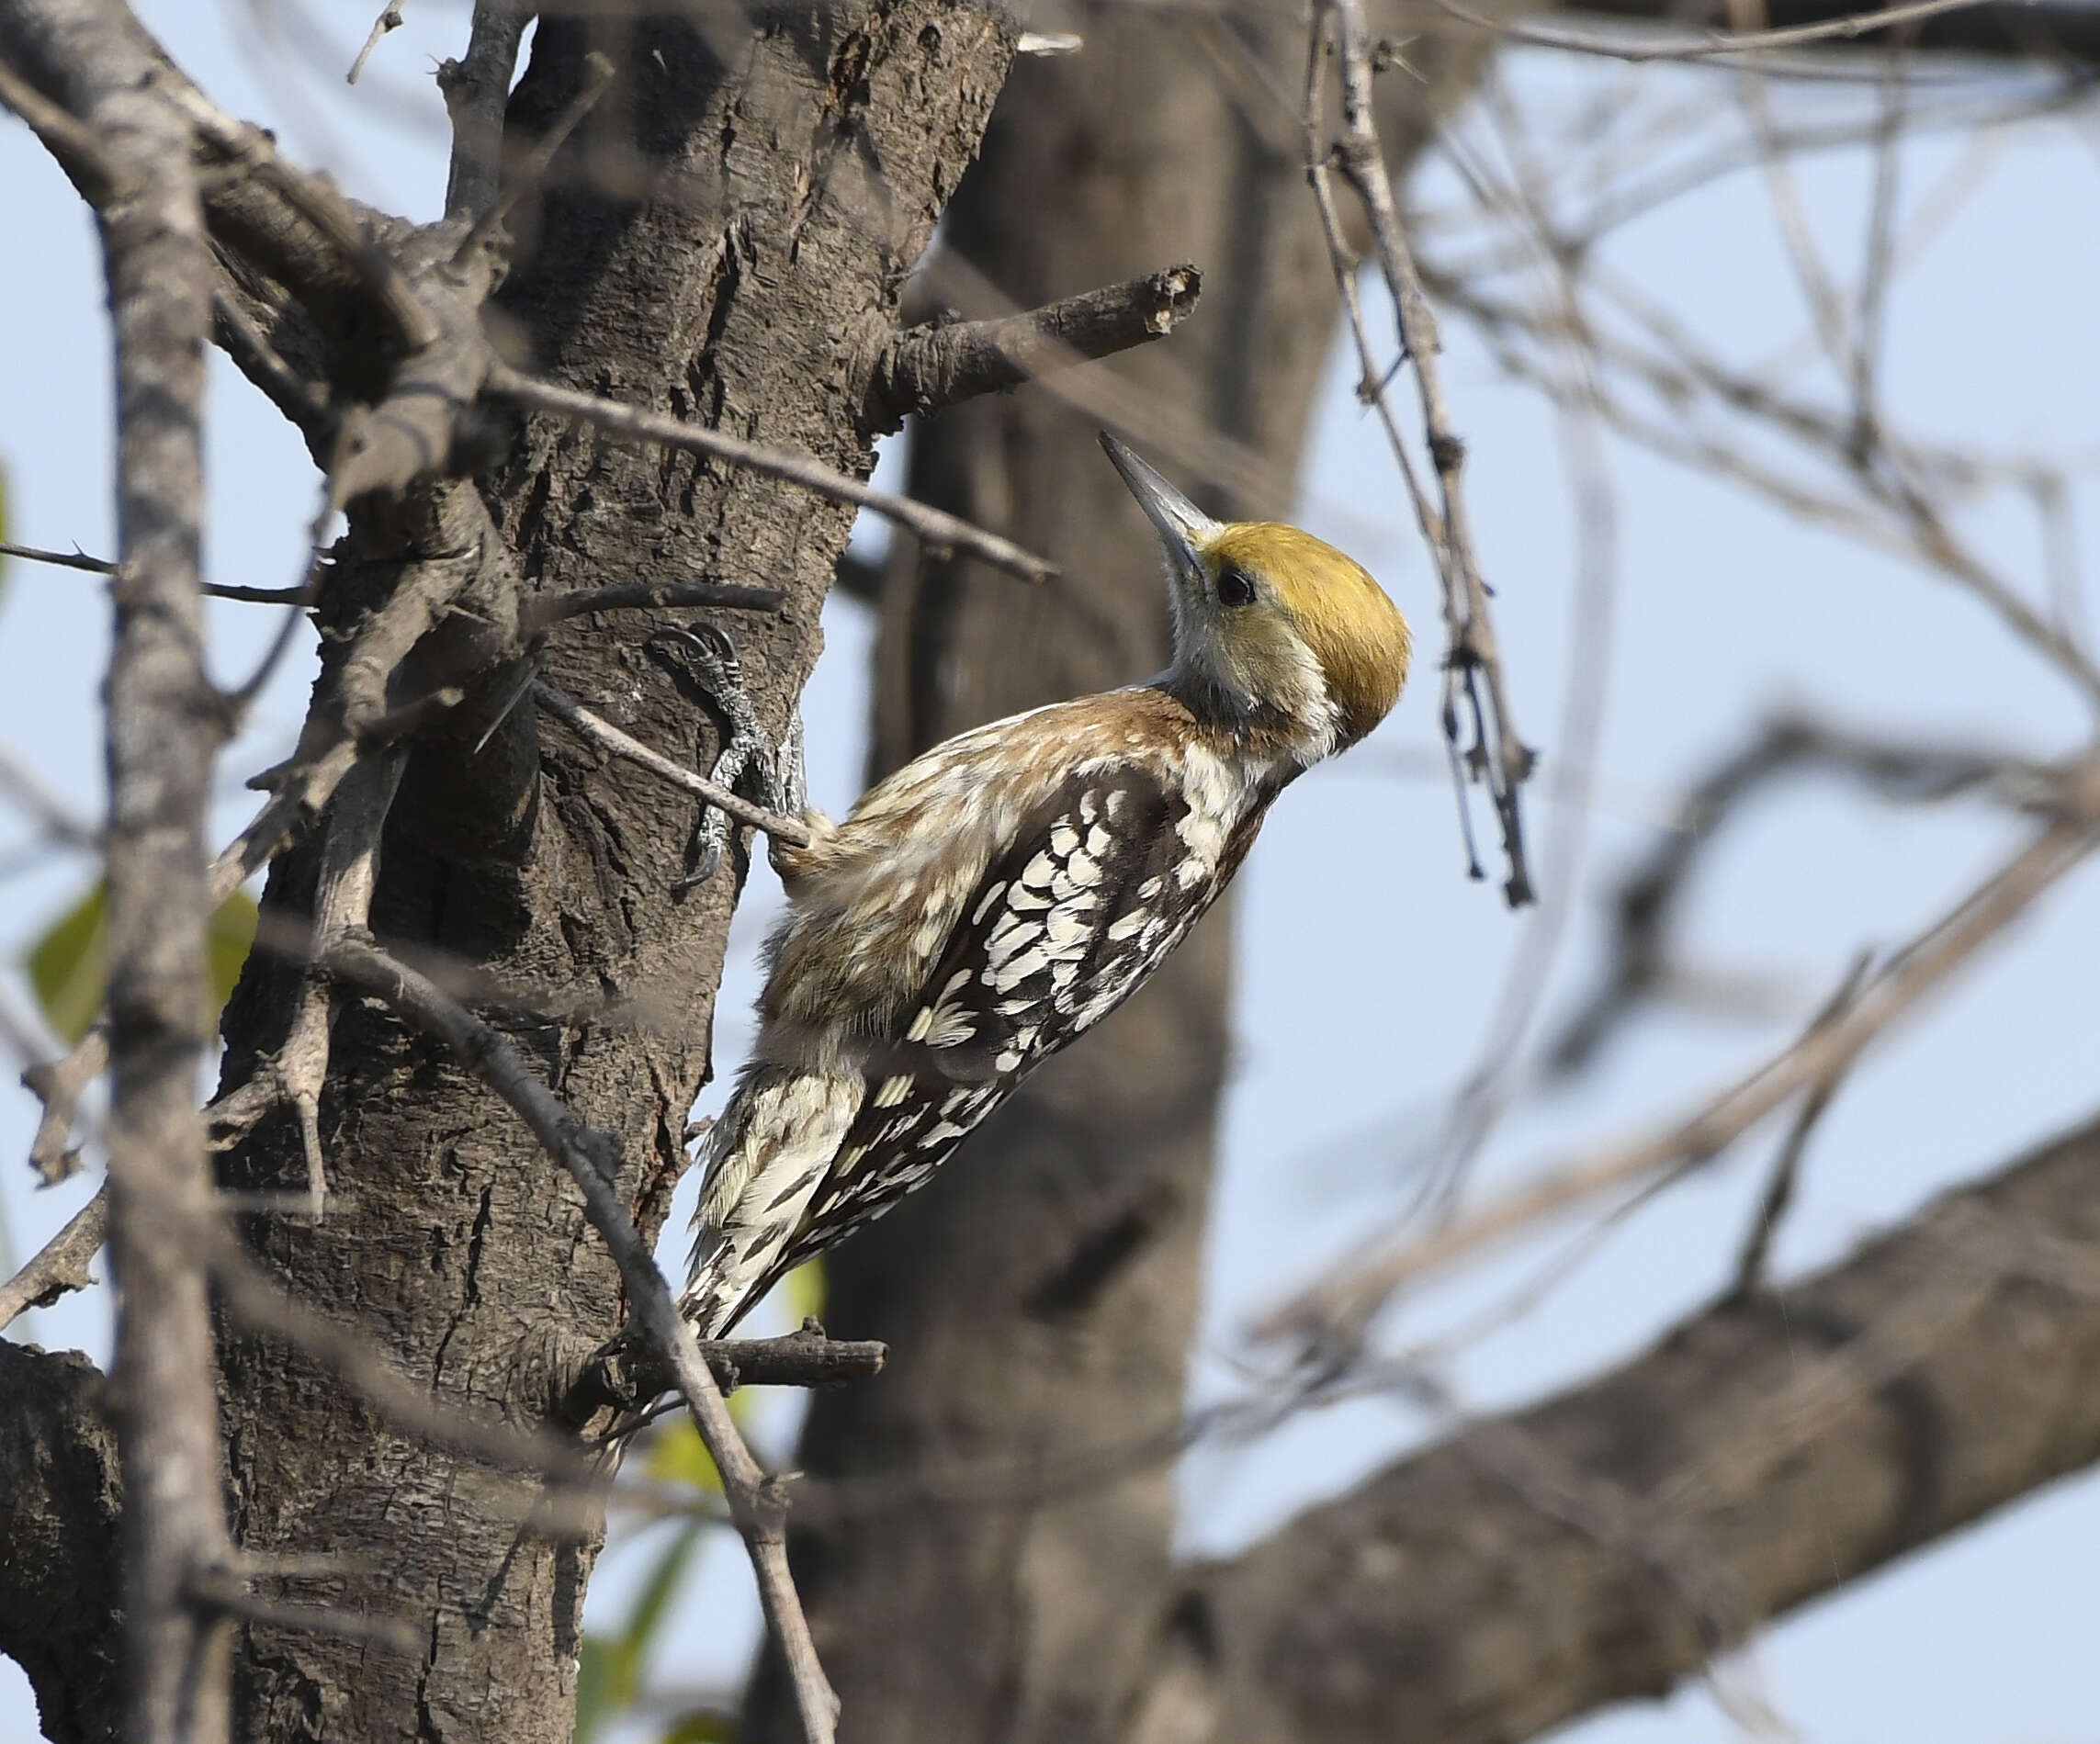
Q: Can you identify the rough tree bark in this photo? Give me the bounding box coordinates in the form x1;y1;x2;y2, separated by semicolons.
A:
0;3;1019;1740
211;14;1011;1744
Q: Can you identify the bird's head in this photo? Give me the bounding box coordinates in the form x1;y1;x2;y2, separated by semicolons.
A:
1102;433;1411;759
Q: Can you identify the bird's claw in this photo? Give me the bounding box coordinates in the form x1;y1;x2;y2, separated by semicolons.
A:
649;624;804;890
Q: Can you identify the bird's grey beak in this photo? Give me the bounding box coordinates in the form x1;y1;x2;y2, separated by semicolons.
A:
1101;433;1215;582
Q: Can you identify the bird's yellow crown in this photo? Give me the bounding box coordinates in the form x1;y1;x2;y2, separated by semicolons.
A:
1101;433;1410;757
1196;520;1412;750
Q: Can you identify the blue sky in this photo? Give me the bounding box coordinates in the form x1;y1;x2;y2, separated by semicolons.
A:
4;6;2097;1741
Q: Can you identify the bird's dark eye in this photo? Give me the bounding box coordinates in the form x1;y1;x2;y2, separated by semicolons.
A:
1215;566;1258;608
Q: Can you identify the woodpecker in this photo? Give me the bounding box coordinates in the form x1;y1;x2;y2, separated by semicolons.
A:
681;434;1411;1336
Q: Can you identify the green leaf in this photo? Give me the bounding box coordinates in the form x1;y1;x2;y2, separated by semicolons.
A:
26;884;107;1045
24;882;260;1044
783;1258;825;1328
573;1521;708;1743
207;888;259;1014
646;1417;724;1494
573;1636;615;1744
658;1712;736;1744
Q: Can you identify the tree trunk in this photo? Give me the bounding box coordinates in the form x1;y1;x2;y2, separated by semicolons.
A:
196;11;1012;1743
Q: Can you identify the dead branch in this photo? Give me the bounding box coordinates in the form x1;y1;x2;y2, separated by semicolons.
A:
520;579;786;628
320;935;841;1744
1139;1108;2100;1744
1564;0;2100;62
532;681;815;848
164;82;439;354
456;49;615;264
76;25;234;1738
559;1322;889;1428
1552;713;2062;1075
1723;951;1874;1301
1306;0;1536;905
0;538;310;602
345;1;406;85
22;1035;103;1186
484;360;1057;583
438;2;530;222
237;750;406;1219
0;1187;107;1333
868;264;1203;430
208;287;335;448
915;246;1294;515
1260;748;2100;1349
1434;0;2015;63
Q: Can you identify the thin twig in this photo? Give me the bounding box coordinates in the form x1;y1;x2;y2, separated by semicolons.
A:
532;682;814;848
346;2;408;84
187;1567;420;1655
1308;0;1535;903
1259;752;2100;1348
1723;951;1877;1301
321;938;841;1744
1427;0;2010;64
0;540;307;603
0;1187;107;1333
456;51;615;264
484;361;1056;583
520;580;786;630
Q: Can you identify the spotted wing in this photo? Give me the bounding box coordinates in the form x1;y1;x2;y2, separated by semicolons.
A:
753;760;1267;1290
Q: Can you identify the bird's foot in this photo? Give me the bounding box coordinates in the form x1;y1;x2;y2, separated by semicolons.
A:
649;624;807;888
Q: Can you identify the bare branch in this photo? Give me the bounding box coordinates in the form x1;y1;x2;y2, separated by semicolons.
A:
1552;714;2062;1075
484;360;1058;583
455;50;615;265
868;264;1203;430
559;1322;889;1427
1148;1109;2100;1744
520;579;786;629
1306;0;1535;904
532;681;815;848
22;1033;104;1186
1260;750;2100;1348
1475;0;2100;63
0;536;313;603
439;3;530;222
320;937;841;1744
345;1;406;85
209;287;334;447
237;749;406;1221
0;1186;107;1333
83;34;233;1738
164;85;441;354
1722;954;1872;1304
